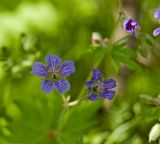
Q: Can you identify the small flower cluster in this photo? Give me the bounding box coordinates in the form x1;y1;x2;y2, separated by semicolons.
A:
31;55;116;101
31;8;160;102
153;8;160;36
123;7;160;37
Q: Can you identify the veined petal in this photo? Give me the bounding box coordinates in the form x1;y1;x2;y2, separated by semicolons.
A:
54;80;70;93
88;93;98;101
59;60;75;77
92;69;102;81
31;62;48;78
100;90;115;100
85;80;93;90
153;27;160;36
46;54;61;69
102;79;116;90
41;80;54;93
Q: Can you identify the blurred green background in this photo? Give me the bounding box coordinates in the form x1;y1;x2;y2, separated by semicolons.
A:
0;0;160;143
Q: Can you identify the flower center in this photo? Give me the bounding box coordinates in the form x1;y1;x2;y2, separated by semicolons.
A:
126;22;133;30
93;84;99;92
48;68;59;81
91;82;102;95
126;21;137;31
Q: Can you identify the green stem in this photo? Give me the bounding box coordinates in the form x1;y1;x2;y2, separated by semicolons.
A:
119;0;122;12
110;0;124;43
140;95;160;106
114;35;129;44
110;11;122;43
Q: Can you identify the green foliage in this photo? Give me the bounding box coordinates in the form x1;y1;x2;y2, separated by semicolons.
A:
58;101;101;144
110;43;142;72
0;0;160;144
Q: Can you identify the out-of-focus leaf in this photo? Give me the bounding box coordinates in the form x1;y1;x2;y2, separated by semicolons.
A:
0;137;8;144
140;94;160;106
104;118;139;144
58;101;101;144
149;123;160;143
112;59;121;72
6;91;63;143
141;33;155;46
138;46;149;58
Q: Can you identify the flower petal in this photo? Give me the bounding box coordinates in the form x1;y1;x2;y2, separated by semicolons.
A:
100;90;115;100
123;18;130;29
131;21;138;27
31;62;48;78
54;80;70;93
88;93;98;101
102;79;116;89
46;54;61;69
130;29;135;35
154;8;160;19
41;80;54;93
59;60;75;77
153;28;160;36
85;80;93;90
92;69;102;81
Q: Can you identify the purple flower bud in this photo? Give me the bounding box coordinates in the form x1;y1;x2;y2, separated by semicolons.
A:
153;27;160;36
154;8;160;19
123;18;138;35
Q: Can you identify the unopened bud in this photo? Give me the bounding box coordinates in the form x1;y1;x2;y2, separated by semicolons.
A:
92;32;108;47
92;32;103;46
149;123;160;142
68;100;79;106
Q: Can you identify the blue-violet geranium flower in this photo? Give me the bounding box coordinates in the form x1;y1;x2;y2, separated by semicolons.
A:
123;18;138;35
85;69;116;101
31;54;75;94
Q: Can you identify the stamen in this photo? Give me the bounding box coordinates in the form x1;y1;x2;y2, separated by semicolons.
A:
48;68;59;81
92;83;101;93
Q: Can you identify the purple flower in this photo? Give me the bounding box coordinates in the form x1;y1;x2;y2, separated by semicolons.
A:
153;27;160;36
31;54;75;94
153;8;160;36
123;18;138;35
85;69;116;101
154;8;160;19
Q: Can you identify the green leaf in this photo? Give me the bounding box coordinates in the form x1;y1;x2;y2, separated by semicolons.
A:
142;33;155;46
111;44;142;72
